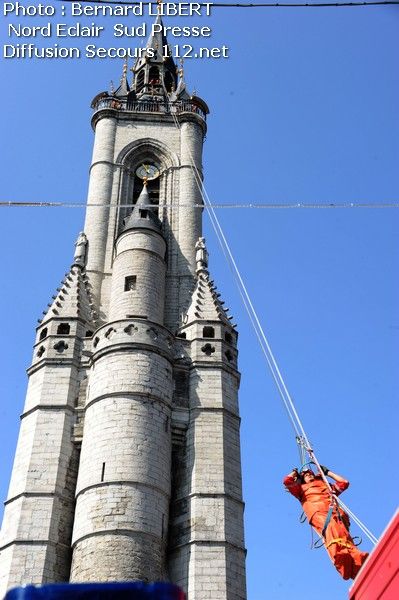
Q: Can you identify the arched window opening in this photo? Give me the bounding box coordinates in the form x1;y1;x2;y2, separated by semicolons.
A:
203;326;215;338
57;323;70;335
149;66;160;86
136;69;145;93
164;71;174;93
147;177;160;215
39;328;48;341
225;332;233;344
225;350;234;363
132;165;160;217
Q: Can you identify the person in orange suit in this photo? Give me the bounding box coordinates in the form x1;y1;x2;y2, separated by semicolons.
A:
283;465;369;579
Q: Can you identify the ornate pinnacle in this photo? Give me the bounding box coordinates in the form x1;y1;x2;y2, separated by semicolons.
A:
195;237;209;274
73;232;88;268
178;58;184;80
120;59;128;84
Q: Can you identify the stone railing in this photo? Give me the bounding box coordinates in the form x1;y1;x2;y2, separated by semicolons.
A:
92;97;207;121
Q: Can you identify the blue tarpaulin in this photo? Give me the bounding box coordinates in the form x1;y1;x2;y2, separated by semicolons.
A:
4;583;185;600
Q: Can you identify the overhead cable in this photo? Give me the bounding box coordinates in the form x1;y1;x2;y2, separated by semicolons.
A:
57;0;399;8
1;201;398;209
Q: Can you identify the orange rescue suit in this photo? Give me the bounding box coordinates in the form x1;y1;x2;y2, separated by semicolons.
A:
283;473;369;580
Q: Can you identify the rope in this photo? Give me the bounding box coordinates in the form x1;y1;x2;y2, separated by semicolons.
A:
325;537;355;549
167;105;302;441
169;97;318;447
164;86;378;546
336;498;378;544
296;436;308;466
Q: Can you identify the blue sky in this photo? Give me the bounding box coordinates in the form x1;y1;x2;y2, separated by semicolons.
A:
1;4;398;599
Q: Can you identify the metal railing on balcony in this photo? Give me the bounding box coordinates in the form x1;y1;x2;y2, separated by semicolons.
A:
92;97;206;121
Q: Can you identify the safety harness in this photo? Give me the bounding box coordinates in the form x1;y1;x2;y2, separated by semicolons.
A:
296;437;349;549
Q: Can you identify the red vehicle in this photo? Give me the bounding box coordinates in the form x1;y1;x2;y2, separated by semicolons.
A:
349;511;399;600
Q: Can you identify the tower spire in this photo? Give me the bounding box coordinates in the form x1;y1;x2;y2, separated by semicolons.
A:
131;13;177;99
112;58;130;98
122;183;162;234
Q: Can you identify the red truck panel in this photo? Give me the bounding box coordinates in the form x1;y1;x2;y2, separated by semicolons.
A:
349;511;399;600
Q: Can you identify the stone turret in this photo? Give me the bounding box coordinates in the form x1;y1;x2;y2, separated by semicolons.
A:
109;184;166;323
70;182;173;582
167;239;245;597
0;238;96;591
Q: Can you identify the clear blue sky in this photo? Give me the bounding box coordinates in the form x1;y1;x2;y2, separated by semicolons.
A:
1;4;398;599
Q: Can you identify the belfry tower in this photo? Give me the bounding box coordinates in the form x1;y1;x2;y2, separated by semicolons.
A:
0;20;246;600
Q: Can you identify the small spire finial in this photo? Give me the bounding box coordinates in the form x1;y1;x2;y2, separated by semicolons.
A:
120;59;128;85
110;80;114;94
73;232;88;268
157;0;162;13
195;237;209;273
179;58;184;80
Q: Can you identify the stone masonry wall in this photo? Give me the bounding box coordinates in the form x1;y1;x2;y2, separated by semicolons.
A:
84;116;117;309
168;355;246;599
177;120;204;319
0;360;80;595
109;229;166;323
71;342;173;581
84;112;205;332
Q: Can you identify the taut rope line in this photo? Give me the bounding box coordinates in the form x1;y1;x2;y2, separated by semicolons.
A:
165;90;378;545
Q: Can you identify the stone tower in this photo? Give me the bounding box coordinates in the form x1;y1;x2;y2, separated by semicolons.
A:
0;20;246;600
